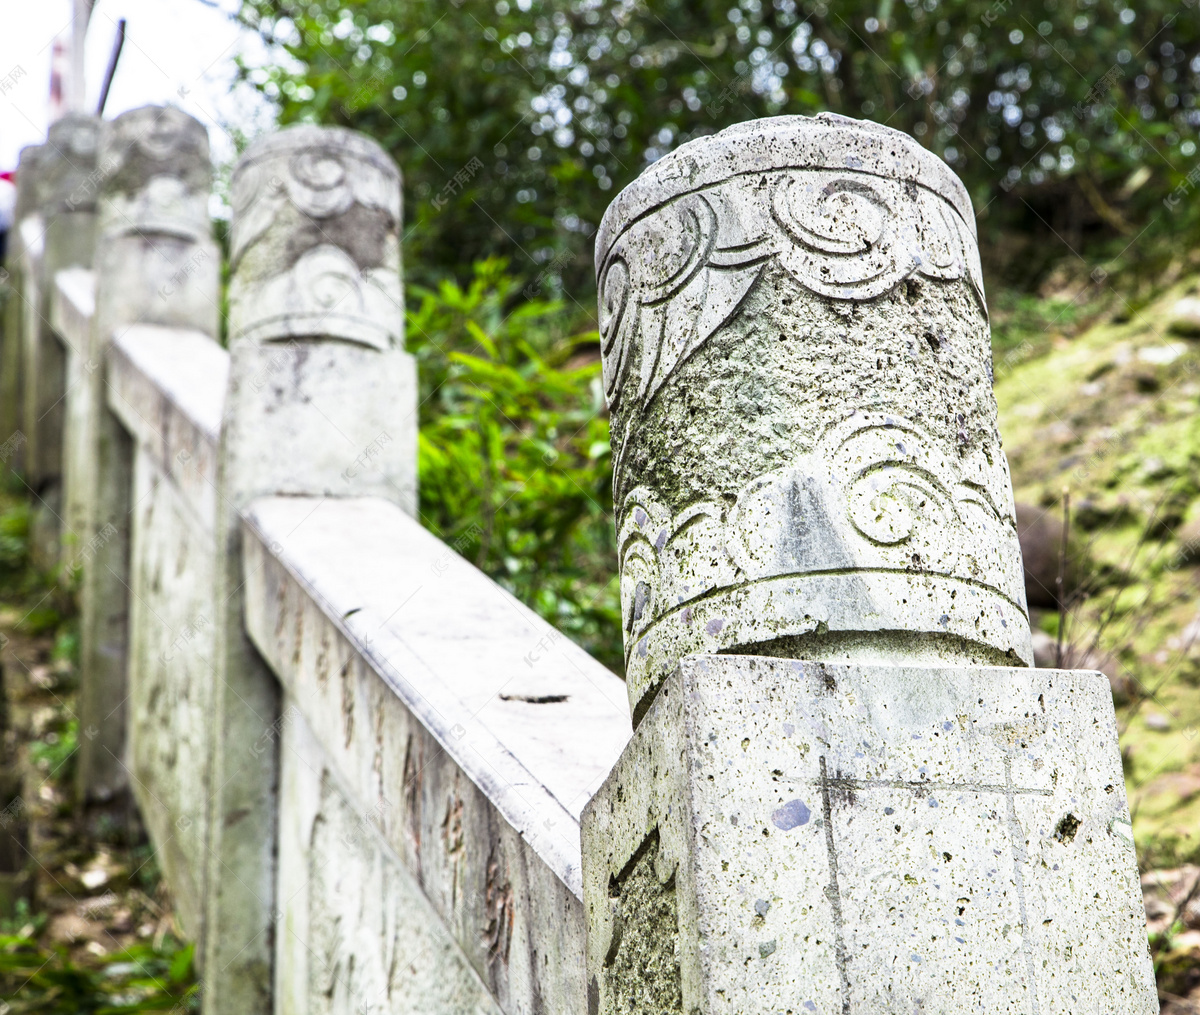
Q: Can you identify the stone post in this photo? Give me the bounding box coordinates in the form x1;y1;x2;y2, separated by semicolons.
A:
581;115;1156;1013
205;125;416;1014
0;143;48;474
23;113;99;566
76;105;219;814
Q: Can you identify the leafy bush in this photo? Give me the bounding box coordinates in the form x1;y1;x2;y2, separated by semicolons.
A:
0;502;29;579
239;0;1200;290
410;259;622;671
29;718;78;785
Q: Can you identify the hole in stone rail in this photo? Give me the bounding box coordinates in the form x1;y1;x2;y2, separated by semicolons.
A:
498;693;569;704
1055;812;1081;843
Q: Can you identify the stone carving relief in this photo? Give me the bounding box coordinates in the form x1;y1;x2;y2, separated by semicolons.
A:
598;168;985;412
616;412;1029;712
229;126;403;350
98;106;213;243
596;115;1032;721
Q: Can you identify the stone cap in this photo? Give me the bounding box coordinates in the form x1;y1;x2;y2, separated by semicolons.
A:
46;112;100;162
100;105;211;195
13;144;47;223
37;113;101;214
595;113;974;272
234;123;401;181
98;105;212;242
230;123;401;266
228;123;404;350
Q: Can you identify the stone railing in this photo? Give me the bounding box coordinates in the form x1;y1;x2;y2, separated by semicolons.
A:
3;106;631;1015
1;105;1157;1015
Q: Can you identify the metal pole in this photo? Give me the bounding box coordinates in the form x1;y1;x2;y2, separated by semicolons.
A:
97;19;126;116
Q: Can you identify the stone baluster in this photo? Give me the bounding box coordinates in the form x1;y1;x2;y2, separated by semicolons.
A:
0;143;49;474
77;105;219;815
581;114;1156;1014
23;113;99;566
205;124;416;1014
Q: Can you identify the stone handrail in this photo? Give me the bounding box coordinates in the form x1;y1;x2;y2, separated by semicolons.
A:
242;495;628;1012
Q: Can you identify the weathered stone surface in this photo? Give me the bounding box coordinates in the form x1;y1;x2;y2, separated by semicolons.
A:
41;114;104;215
50;266;96;547
224;342;417;508
277;702;507;1015
241;494;631;1015
105;324;229;945
596;114;1032;723
125;441;217;939
92;108;219;340
228;124;403;350
95;106;213;237
106;325;226;529
206;125;416;1014
91;106;218;339
78;106;219;817
583;654;1158;1015
0;143;47;471
222;122;415;513
23;114;99;568
11;144;48;225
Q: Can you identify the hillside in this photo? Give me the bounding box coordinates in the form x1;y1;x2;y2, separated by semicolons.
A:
995;279;1200;869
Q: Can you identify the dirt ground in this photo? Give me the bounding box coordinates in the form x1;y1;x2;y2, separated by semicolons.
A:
0;593;197;1012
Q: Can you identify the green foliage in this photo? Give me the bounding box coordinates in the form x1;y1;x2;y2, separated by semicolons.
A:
239;0;1200;291
410;259;621;671
989;289;1103;355
0;900;46;939
52;623;80;667
29;718;78;784
19;605;63;637
0;934;197;1013
0;501;29;580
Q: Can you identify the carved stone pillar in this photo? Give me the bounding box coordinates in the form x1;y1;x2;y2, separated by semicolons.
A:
24;113;99;566
206;124;416;1015
78;105;219;820
581;115;1155;1015
221;124;414;506
0;142;47;473
596;113;1031;725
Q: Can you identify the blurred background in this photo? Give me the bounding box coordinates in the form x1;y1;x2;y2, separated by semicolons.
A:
3;0;1200;1010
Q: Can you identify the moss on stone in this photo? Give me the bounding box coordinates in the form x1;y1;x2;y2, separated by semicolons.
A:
994;277;1200;867
612;266;995;520
604;830;683;1015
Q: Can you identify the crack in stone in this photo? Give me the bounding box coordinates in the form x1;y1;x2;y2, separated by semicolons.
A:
819;756;853;1015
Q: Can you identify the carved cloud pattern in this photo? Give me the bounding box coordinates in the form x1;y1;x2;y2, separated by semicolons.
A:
616;412;1024;653
598;170;986;411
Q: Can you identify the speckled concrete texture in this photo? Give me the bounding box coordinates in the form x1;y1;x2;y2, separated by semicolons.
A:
583;655;1158;1015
